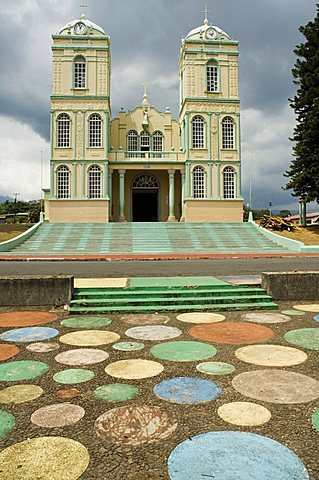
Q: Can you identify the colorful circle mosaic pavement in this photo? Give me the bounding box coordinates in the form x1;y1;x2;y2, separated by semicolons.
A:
105;359;164;379
59;330;120;346
55;348;109;366
121;313;170;325
176;312;225;324
235;344;308;367
241;312;291;323
0;344;20;361
217;401;271;426
31;403;85;428
188;322;274;345
0;385;43;404
112;341;145;351
60;316;112;329
0;327;59;343
196;361;235;375
232;369;319;404
93;383;139;402
53;368;95;385
284;328;319;350
0;311;58;327
0;360;49;382
125;325;182;341
95;405;177;445
150;341;217;362
294;304;319;312
167;431;309;480
0;436;90;480
153;377;221;404
312;408;319;432
0;410;15;440
26;342;60;353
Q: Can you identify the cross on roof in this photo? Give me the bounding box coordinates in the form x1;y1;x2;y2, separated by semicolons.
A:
80;2;88;15
142;80;149;97
203;4;209;25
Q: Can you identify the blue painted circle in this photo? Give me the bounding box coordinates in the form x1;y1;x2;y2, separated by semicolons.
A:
154;377;221;405
168;431;309;480
314;315;319;323
0;327;59;343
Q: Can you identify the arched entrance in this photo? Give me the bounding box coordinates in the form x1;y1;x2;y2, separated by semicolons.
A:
131;174;160;222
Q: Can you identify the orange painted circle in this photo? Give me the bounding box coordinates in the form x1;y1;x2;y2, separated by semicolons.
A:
188;322;274;345
0;344;20;361
0;311;58;327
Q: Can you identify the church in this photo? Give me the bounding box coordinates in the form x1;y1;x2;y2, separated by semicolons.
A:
44;10;243;223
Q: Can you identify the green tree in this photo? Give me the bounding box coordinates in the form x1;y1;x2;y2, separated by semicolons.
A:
284;5;319;203
279;209;291;218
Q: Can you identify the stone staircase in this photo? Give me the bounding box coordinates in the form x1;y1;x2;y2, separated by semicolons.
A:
7;222;298;255
69;276;278;314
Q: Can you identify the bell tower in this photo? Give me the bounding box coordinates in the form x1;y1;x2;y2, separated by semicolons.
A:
179;9;243;222
46;12;111;222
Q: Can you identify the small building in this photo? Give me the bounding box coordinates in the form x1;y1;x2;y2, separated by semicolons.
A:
285;213;319;225
45;10;243;223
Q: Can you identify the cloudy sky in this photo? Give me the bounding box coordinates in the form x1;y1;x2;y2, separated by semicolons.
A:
0;0;317;212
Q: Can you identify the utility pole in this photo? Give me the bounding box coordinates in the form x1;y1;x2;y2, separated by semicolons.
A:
12;193;20;221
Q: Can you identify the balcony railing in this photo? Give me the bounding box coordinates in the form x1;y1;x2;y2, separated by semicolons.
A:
109;150;185;162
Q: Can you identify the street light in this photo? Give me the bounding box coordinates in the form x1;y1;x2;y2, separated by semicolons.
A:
269;201;272;218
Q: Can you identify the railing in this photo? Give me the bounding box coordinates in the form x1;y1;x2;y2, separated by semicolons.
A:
109;150;185;162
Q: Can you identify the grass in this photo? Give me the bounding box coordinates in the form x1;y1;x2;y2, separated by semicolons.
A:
0;224;32;243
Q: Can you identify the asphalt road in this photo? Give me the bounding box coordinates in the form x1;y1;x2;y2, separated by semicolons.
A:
0;257;317;277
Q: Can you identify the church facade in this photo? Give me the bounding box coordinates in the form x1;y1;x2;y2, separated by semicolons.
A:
44;12;243;223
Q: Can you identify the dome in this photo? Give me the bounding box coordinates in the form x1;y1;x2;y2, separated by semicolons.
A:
185;21;231;41
59;13;106;36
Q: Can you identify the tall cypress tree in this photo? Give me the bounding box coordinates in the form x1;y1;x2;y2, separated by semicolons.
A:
284;5;319;203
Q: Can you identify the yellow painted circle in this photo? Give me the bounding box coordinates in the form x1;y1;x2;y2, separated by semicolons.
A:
59;330;120;346
218;402;271;426
294;304;319;312
235;344;308;367
105;359;164;379
176;312;225;324
0;385;43;405
0;436;89;480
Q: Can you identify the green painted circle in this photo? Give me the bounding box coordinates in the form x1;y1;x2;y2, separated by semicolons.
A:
282;310;305;316
61;316;112;329
0;410;15;439
284;328;319;350
0;361;49;382
112;342;145;351
53;368;95;384
312;409;319;432
196;361;235;375
150;341;217;362
93;383;139;402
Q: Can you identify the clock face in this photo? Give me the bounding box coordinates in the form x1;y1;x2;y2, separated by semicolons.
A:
74;22;87;35
206;28;216;40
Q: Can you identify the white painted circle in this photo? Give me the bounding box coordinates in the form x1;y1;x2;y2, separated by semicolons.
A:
235;344;308;367
176;312;225;324
55;348;109;366
59;330;120;346
125;325;182;341
294;304;319;312
218;402;271;426
241;312;291;324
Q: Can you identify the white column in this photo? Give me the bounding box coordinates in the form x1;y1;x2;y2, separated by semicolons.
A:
167;169;176;222
180;171;186;222
119;169;126;222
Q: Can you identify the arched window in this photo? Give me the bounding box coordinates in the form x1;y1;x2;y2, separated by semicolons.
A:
57;165;70;199
74;55;86;88
88;165;102;198
57;114;70;147
222;116;235;149
127;130;138;158
192;166;206;199
207;60;218;92
89;114;102;147
132;174;159;189
140;131;150;157
192;116;205;149
223;166;236;198
153;131;163;158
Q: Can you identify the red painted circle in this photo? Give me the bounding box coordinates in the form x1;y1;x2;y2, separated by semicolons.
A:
56;388;81;399
0;344;20;361
188;322;274;345
0;311;58;327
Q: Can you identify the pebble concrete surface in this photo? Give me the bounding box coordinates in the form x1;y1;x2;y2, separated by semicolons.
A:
0;304;318;479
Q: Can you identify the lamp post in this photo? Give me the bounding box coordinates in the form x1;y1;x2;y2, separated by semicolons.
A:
13;193;20;220
269;201;272;218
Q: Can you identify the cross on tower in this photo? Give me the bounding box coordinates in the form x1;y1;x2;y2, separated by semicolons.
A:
80;2;88;15
142;80;149;97
203;4;209;25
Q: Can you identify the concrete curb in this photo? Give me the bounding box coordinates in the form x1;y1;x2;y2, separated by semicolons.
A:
0;221;43;252
0;275;74;307
262;271;319;300
249;221;304;251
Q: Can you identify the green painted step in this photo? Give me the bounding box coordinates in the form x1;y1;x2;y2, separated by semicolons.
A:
69;301;278;314
71;294;274;307
74;287;267;299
